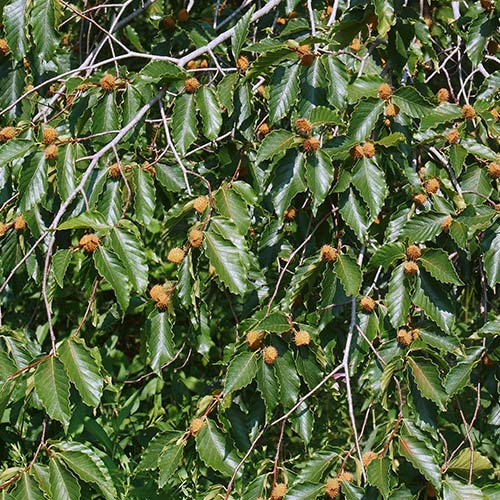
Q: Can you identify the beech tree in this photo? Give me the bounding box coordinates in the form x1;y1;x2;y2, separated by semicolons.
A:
0;1;499;499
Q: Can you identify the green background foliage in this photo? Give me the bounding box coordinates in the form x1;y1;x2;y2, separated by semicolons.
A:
0;0;499;499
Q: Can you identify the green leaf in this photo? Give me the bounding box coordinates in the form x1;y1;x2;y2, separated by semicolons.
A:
11;473;45;500
419;103;462;130
195;419;240;478
98;178;122;225
322;56;348;109
461;137;498;162
374;0;395;36
444;360;475;397
291;400;314;444
367;457;392;499
255;129;298;164
296;451;338;484
0;60;25;120
34;356;71;428
52;249;72;288
49;458;81;500
447;448;493;481
285;482;325;500
54;442;116;500
109;227;148;293
275;350;301;409
158;442;185;488
305;150;333;212
466;16;496;67
269;62;301;123
196;86;222;140
419;249;463;286
93;246;131;312
57;143;77;201
299;57;327;116
19;152;47;212
224;351;258;395
351;157;387;219
347;98;384;141
398;434;441;488
58;210;111;231
443;477;484;500
30;0;58;62
59;337;102;408
256;359;280;418
401;213;449;243
407;357;447;410
147;309;175;374
4;0;28;60
172;93;198;156
392;87;432;118
386;263;412;329
334;253;362;297
231;6;254;60
214;186;251;234
0;138;34;164
133;167;155;226
92;92;120;143
477;317;500;337
339;188;369;241
140;60;185;82
368;243;405;270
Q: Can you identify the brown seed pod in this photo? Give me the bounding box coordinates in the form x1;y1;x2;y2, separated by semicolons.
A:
410;328;420;340
480;0;494;11
488;40;499;55
42;127;58;145
378;83;393;100
199;59;208;68
350;145;364;160
189;417;204;436
167;247;185;264
236;55;249;72
338;471;353;482
349;38;362;52
257;122;270;138
436;88;449;104
385;103;399;117
424;177;440;194
295;118;313;137
413;193;427;206
294;330;310;347
0;127;17;142
246;330;264;350
0;223;7;237
321;244;337;262
487;162;500;178
363;142;376;158
150;285;167;301
0;38;10;56
403;261;419;276
362;450;378;467
406;245;421;261
45;144;58;160
384;118;391;127
303;137;320;152
156;294;170;311
186;60;198;70
189;229;203;248
441;215;452;232
284;207;296;220
325;478;340;498
79;234;100;253
397;328;413;346
299;52;315;66
162;16;176;30
462;104;475;120
296;45;310;56
271;483;287;500
184;77;200;93
446;128;460;144
360;296;376;313
263;345;278;365
178;8;189;23
193;195;209;213
109;163;121;178
13;215;26;231
100;74;116;91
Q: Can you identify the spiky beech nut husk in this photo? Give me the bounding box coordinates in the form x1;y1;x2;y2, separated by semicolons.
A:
0;223;7;237
406;245;421;261
384;118;391;127
294;330;310;347
178;8;189;23
199;59;208;68
495;203;500;212
236;55;249;72
410;328;420;340
284;206;296;220
441;215;452;232
436;88;449;103
271;483;287;500
378;83;393;100
303;137;320;152
156;294;170;311
413;193;427;206
483;354;495;366
13;215;26;231
276;17;287;25
263;345;278;365
299;52;315;66
325;478;340;498
349;38;361;51
480;0;494;11
424;177;440;194
167;247;185;264
321;244;337;262
487;162;500;178
150;284;167;301
446;128;459;144
397;328;413;346
186;60;198;70
0;38;10;56
100;74;115;91
295;118;313;137
297;45;310;56
338;471;353;482
385;103;399;117
360;296;376;313
488;40;499;55
362;450;378;467
246;330;264;350
162;16;176;30
363;142;376;158
193;196;208;213
490;109;499;120
189;417;204;436
184;77;200;93
404;261;419;276
45;144;58;160
0;126;17;142
189;229;203;248
109;162;121;178
257;122;270;137
350;144;364;160
42;127;58;145
462;104;475;120
79;233;100;252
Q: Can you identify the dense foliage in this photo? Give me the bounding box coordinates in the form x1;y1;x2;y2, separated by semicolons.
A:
0;0;499;499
